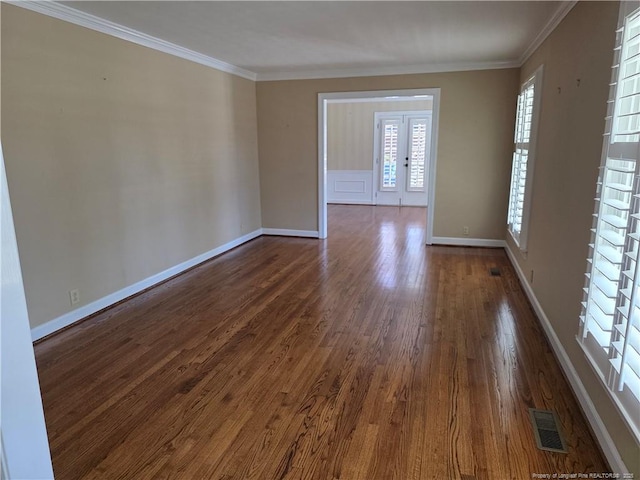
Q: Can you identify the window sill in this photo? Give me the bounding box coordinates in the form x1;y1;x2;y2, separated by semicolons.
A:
507;229;528;257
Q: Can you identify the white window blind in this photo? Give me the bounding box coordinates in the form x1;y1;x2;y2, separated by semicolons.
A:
408;118;427;191
579;5;640;442
507;67;543;251
381;119;399;190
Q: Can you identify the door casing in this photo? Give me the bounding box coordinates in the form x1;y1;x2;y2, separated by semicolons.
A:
318;89;441;243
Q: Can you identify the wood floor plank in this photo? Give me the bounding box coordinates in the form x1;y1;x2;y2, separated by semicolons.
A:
34;205;609;479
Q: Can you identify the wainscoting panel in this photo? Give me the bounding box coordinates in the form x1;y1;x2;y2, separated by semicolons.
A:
327;170;373;205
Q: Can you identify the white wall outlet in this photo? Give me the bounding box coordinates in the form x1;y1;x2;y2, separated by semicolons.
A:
463;226;470;236
69;289;80;305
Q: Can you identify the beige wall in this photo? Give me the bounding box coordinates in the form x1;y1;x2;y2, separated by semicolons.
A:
327;100;432;171
1;4;262;329
506;1;640;472
257;69;519;237
3;0;637;471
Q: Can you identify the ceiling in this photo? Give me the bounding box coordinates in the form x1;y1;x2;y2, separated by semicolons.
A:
54;1;573;80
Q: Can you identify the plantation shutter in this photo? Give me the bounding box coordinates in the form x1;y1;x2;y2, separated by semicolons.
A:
407;118;428;191
380;118;400;191
507;67;542;251
579;5;640;441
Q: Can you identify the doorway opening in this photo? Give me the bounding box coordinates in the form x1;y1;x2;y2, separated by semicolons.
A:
318;89;441;242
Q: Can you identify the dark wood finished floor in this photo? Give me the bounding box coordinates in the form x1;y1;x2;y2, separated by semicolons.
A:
35;205;608;479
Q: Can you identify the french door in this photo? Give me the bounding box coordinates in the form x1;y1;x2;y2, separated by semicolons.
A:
374;112;432;206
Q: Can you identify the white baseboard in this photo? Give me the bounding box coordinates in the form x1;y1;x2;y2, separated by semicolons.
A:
431;236;506;248
504;245;627;474
31;229;263;341
262;228;319;238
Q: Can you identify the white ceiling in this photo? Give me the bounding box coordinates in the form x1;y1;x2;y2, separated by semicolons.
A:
56;1;572;80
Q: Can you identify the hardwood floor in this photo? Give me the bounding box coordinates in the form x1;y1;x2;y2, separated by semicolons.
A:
35;205;608;479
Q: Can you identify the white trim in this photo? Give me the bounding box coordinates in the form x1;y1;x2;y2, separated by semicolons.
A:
431;237;506;248
261;228;320;238
1;145;54;479
319;89;440;244
6;0;257;81
518;1;578;66
328;96;433;104
576;339;640;443
426;92;440;245
322;89;442;103
326;200;374;206
319;94;329;239
327;169;372;176
504;244;629;475
257;60;520;82
6;0;576;83
507;229;524;254
327;170;373;205
31;229;262;341
374;114;404;196
508;65;544;253
1;433;9;480
520;65;544;252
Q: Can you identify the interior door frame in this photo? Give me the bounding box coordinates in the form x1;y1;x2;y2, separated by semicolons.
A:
318;88;441;243
372;110;433;207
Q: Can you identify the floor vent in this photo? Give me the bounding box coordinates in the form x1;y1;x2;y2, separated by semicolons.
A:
489;267;501;276
529;408;568;453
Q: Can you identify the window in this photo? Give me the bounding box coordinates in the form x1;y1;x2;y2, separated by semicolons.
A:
380;118;400;190
579;4;640;442
408;118;428;191
507;67;543;251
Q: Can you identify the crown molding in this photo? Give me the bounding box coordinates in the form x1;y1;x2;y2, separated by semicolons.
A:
256;60;521;82
6;0;576;83
5;0;258;81
518;0;578;66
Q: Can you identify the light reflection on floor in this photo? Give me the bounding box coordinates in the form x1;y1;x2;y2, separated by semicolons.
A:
375;221;399;289
327;205;427;291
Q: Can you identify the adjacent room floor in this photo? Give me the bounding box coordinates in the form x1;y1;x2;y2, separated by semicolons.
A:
35;205;608;479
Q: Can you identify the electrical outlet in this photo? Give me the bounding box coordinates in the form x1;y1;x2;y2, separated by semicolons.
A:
463;226;470;236
69;289;80;305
